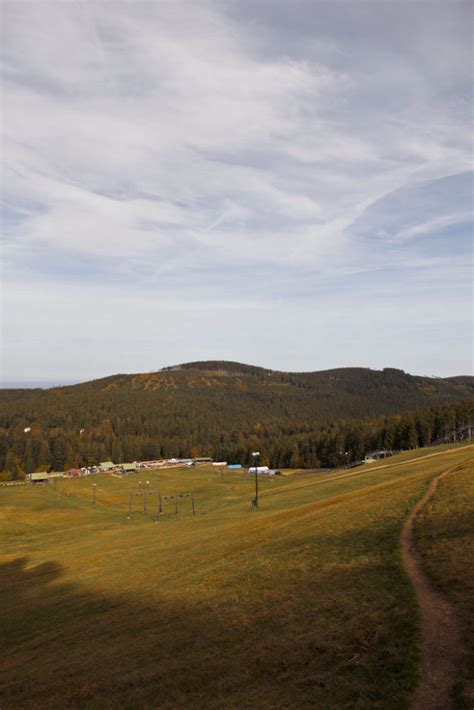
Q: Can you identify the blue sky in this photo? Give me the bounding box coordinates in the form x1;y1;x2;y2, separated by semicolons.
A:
1;0;472;384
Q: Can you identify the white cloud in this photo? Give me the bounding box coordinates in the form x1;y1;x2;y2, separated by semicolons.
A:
396;211;473;241
1;0;472;377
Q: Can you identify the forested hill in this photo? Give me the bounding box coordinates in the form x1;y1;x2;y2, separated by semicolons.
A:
0;362;473;474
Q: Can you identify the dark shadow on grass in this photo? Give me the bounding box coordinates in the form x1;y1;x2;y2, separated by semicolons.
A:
0;538;419;710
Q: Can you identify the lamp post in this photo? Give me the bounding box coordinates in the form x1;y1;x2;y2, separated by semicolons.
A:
252;451;260;509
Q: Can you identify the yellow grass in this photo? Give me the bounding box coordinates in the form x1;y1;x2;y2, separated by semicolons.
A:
1;445;473;708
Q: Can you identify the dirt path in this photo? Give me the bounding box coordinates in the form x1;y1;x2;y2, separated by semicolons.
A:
401;465;466;710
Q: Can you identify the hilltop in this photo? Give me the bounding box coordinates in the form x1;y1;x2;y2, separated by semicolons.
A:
7;361;473;405
0;362;473;473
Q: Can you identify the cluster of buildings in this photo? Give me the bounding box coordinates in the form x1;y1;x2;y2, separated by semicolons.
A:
134;457;213;471
28;457;284;483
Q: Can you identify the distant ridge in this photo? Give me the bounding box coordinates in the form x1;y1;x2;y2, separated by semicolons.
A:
161;360;472;382
2;361;473;400
4;362;472;392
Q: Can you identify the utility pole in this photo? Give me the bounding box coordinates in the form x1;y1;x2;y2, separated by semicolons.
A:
252;451;260;509
143;481;149;514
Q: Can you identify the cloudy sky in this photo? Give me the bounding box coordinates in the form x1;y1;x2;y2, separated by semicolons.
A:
1;0;472;384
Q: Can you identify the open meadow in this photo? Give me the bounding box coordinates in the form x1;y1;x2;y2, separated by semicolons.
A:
1;445;473;709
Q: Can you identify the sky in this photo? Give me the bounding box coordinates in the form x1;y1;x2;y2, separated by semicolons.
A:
1;0;473;385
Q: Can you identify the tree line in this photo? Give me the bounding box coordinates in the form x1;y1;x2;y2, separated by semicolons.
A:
0;392;472;479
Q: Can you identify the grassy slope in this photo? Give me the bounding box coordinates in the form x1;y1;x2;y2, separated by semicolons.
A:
1;446;473;709
415;462;474;708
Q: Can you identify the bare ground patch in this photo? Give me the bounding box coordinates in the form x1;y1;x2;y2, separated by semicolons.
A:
401;466;467;710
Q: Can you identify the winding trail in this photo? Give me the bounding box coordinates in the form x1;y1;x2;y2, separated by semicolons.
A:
401;465;466;710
